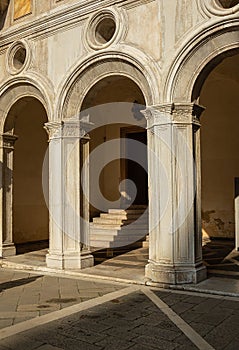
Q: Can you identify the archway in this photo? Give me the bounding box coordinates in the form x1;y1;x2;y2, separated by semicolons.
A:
80;75;148;261
148;25;239;284
4;97;49;254
193;51;239;271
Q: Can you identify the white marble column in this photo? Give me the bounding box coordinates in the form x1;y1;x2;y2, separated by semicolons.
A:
45;120;93;269
0;133;17;257
143;103;207;284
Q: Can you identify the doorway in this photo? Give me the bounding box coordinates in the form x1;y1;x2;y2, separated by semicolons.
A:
121;127;148;206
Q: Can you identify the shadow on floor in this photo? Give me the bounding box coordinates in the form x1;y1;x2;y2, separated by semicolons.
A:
0;275;43;293
16;240;49;255
202;238;239;273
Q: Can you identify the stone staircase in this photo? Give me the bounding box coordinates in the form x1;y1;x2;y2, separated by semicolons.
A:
90;205;148;250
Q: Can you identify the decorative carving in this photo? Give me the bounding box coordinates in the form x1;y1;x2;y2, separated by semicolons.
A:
199;0;239;18
63;120;81;138
0;133;18;150
143;103;205;129
44;122;63;140
84;7;126;51
6;40;31;75
45;120;92;140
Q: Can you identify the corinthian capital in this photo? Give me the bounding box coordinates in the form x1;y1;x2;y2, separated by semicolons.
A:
44;122;63;140
142;103;205;129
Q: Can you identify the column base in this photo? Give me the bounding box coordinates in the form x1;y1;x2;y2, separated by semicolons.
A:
1;243;16;258
46;251;94;270
145;262;207;285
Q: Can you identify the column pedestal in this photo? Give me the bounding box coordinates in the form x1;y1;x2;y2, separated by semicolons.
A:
2;243;16;257
143;103;207;285
145;263;206;285
46;251;94;270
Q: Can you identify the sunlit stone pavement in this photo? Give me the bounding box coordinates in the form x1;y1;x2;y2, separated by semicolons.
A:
0;268;239;349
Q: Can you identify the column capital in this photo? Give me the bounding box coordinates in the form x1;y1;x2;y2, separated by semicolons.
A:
143;103;205;129
0;133;18;150
44;120;91;140
44;121;63;140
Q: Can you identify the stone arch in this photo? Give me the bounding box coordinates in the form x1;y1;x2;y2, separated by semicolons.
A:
0;78;52;133
0;84;51;256
164;23;239;103
164;22;239;265
57;50;157;120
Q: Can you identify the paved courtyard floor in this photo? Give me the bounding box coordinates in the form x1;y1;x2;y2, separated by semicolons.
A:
0;268;239;349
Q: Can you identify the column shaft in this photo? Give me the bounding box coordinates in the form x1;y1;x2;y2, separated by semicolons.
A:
144;103;206;284
45;121;93;269
0;133;17;257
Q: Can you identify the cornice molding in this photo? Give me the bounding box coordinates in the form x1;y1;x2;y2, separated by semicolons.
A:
0;0;147;46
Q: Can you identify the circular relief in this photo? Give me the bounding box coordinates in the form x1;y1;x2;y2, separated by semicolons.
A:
86;9;123;50
6;40;31;75
216;0;239;8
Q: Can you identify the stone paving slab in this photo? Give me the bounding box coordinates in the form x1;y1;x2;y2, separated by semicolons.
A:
0;291;198;350
154;289;239;349
2;248;148;284
171;276;239;297
0;268;125;329
1;269;239;349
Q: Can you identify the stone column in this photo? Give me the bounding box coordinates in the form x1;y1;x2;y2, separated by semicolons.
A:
143;103;206;284
45;120;93;269
0;133;17;257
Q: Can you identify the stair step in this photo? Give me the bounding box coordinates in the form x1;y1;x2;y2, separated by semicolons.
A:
90;231;119;238
90;237;145;248
92;219;123;225
100;213;145;220
91;225;122;230
108;209;146;214
90;236;146;244
91;224;148;231
93;218;147;225
90;206;148;249
90;230;147;237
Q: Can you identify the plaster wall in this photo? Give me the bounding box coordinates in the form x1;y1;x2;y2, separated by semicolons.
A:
12;98;49;243
200;54;239;238
0;0;208;101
